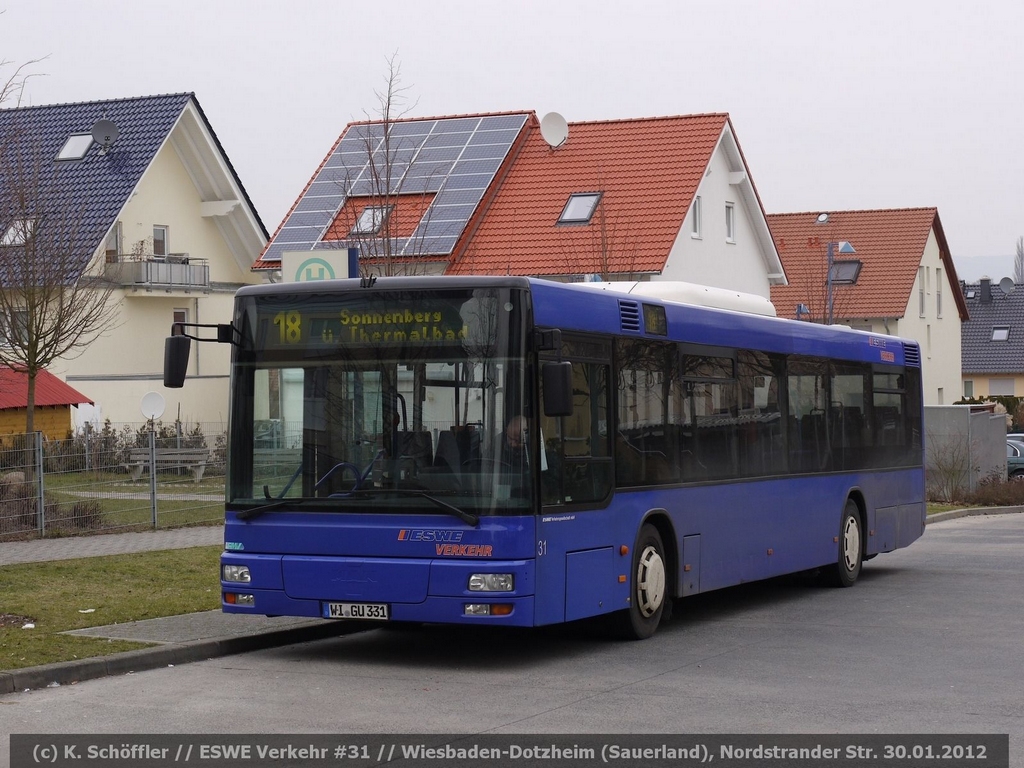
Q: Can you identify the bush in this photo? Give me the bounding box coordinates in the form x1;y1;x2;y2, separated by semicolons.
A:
965;471;1024;507
0;476;103;537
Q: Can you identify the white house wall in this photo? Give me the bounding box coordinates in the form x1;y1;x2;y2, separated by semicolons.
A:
57;140;262;427
892;229;961;406
659;146;771;298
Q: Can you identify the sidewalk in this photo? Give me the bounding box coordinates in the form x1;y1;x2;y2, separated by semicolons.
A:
1;525;224;565
3;508;1020;694
0;526;354;695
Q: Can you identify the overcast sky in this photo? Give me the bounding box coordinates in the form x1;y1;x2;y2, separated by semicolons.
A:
4;0;1022;280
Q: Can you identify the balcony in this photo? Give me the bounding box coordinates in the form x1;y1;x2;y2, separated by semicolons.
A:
104;253;210;292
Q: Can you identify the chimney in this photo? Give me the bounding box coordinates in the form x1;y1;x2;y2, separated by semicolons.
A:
980;277;992;304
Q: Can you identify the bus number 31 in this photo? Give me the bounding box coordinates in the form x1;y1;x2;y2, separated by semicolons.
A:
538;540;547;557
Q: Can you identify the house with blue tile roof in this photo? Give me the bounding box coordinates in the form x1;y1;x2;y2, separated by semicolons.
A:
0;93;267;427
961;277;1024;400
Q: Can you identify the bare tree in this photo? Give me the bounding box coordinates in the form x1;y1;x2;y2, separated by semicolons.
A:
323;54;442;277
556;195;644;281
0;109;118;447
1014;236;1024;285
784;238;858;324
1;42;43;110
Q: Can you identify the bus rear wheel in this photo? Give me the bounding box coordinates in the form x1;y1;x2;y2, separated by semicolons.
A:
613;523;667;640
820;500;863;587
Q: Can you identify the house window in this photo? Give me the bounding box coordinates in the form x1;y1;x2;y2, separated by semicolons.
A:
829;260;862;285
105;221;122;262
557;193;602;225
350;205;392;236
989;378;1014;396
918;266;925;317
153;226;168;257
57;134;93;161
172;308;188;336
691;196;702;238
963;380;973;398
725;202;735;243
992;326;1010;342
0;309;28;347
1;217;36;246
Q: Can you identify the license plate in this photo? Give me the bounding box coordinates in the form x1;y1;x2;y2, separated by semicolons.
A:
323;602;390;620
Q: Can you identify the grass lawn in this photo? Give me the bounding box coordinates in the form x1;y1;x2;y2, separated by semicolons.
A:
927;502;972;515
2;470;225;538
0;546;221;671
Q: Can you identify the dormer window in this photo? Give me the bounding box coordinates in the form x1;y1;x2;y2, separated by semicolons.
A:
350;205;392;236
992;326;1010;342
57;134;93;161
829;260;862;285
558;193;602;225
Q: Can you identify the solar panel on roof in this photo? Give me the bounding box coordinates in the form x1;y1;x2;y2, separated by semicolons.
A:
264;113;529;261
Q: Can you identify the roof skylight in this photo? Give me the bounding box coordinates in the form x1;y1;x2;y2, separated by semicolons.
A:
349;205;392;236
57;134;93;161
1;218;36;246
558;193;602;225
992;327;1010;342
828;259;862;285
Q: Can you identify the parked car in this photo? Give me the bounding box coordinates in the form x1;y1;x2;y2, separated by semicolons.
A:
1007;440;1024;479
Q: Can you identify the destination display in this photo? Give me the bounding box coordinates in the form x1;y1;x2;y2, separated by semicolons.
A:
250;292;499;350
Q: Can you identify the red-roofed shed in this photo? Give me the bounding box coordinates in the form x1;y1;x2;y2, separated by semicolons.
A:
0;367;93;438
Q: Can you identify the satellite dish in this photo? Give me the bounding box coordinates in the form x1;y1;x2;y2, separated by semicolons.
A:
140;391;166;420
91;119;119;153
540;112;569;148
999;276;1015;295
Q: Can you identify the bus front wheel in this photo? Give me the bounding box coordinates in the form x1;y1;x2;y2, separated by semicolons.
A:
820;500;863;588
614;523;667;640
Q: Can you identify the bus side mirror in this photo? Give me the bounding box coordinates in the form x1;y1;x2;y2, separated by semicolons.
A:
164;335;191;388
542;361;573;417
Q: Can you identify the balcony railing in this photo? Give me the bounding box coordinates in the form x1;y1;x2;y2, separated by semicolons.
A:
104;253;210;291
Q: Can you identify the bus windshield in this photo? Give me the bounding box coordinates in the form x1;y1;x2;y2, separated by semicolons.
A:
227;284;532;516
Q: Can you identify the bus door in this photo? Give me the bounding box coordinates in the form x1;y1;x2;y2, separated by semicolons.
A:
534;335;623;625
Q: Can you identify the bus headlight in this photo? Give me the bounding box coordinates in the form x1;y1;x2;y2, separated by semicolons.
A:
222;565;251;583
468;573;514;592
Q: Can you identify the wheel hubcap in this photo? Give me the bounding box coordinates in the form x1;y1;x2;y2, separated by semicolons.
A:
842;515;861;572
636;545;666;617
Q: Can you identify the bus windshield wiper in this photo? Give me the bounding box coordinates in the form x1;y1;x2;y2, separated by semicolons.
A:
235;497;309;521
235;486;316;521
353;488;480;527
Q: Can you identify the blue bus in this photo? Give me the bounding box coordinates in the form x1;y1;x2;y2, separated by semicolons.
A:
166;276;925;639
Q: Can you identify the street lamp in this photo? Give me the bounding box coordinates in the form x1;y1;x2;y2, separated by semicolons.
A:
826;240;856;324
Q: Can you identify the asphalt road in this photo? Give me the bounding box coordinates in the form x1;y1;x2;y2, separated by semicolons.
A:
2;513;1021;765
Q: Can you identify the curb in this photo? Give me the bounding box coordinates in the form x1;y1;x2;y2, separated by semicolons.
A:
0;621;366;696
926;505;1024;524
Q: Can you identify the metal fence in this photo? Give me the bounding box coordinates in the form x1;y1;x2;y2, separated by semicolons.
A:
0;421;227;541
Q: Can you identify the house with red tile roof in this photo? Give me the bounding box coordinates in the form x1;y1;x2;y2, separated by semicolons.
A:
0;367;92;439
253;111;787;299
767;208;968;405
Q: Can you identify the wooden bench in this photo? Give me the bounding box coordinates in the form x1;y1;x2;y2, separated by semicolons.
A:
127;447;210;483
253;447;302;468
